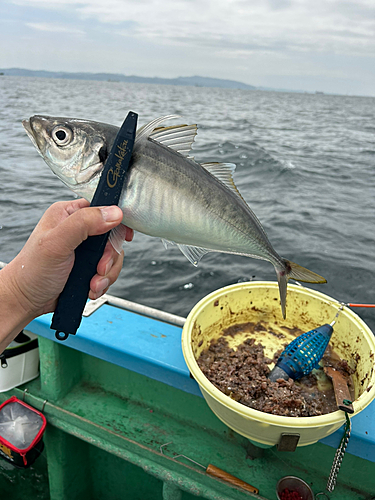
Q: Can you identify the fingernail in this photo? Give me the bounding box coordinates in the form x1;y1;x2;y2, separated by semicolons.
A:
100;206;122;222
96;277;109;293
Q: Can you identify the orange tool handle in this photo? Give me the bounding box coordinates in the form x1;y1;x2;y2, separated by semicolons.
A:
206;464;259;494
324;366;354;414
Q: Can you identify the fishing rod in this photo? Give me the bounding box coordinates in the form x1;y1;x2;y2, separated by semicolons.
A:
346;303;375;308
50;111;138;341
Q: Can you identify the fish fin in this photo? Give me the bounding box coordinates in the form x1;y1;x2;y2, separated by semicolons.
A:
161;238;175;249
109;223;129;254
284;260;327;284
177;244;210;266
201;162;245;199
203;162;271;239
202;162;272;240
161;238;209;266
276;269;288;320
149;124;198;158
136;115;181;142
275;259;327;319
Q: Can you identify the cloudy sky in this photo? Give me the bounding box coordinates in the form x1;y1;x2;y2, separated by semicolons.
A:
1;0;374;96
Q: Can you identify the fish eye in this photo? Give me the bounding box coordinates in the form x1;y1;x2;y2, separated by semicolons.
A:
52;125;73;146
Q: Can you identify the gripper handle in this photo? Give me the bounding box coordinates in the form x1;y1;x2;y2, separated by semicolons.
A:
51;112;138;340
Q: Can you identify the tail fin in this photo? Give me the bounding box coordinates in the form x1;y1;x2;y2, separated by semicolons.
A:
285;260;327;284
276;259;326;319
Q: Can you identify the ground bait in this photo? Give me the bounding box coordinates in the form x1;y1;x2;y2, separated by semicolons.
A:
197;323;354;417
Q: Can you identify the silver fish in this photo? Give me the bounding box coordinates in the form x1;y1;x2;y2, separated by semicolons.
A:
22;114;326;318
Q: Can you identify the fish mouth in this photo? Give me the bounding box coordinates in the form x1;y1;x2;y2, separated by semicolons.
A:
22;117;47;153
22;119;40;150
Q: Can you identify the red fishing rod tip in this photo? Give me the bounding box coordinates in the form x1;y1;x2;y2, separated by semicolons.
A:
347;303;375;308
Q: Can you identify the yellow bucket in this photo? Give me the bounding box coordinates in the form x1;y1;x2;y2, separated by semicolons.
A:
182;282;375;447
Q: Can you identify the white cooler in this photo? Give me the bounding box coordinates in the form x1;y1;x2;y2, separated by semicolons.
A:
0;331;39;392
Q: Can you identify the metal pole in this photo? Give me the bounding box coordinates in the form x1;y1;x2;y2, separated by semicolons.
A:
101;294;186;327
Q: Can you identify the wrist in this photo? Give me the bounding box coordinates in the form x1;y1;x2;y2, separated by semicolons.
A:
0;263;36;352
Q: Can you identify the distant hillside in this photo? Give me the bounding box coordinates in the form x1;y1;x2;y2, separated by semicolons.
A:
0;68;256;91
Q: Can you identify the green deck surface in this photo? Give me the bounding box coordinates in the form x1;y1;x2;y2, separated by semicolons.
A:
1;337;374;499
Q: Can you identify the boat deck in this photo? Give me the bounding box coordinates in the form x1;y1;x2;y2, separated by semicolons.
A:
1;298;375;499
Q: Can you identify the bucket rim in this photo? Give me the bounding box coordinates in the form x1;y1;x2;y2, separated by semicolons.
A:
182;281;375;427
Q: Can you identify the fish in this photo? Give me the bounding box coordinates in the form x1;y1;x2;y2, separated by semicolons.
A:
22;114;326;318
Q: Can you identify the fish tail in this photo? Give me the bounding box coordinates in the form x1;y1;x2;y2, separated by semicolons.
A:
275;259;326;319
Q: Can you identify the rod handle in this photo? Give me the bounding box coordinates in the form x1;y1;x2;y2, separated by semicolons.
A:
206;464;259;494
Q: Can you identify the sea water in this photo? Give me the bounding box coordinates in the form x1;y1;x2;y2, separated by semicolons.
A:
0;76;374;330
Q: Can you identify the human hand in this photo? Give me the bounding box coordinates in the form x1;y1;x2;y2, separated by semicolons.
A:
1;199;132;346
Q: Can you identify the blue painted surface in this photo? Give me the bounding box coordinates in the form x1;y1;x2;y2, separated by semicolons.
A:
28;303;201;397
320;406;375;462
26;302;375;462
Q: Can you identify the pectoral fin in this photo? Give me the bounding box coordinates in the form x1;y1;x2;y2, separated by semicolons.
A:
109;223;129;254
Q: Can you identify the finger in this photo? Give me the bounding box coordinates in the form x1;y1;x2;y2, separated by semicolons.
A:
96;240;122;276
89;250;124;299
64;198;90;216
47;205;124;255
125;227;134;242
37;199;90;231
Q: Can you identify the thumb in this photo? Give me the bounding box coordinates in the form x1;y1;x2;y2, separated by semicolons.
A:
50;205;124;254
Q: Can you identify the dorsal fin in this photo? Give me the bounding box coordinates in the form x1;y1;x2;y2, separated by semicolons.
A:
136;115;197;158
150;123;197;158
201;162;245;199
136;115;180;142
